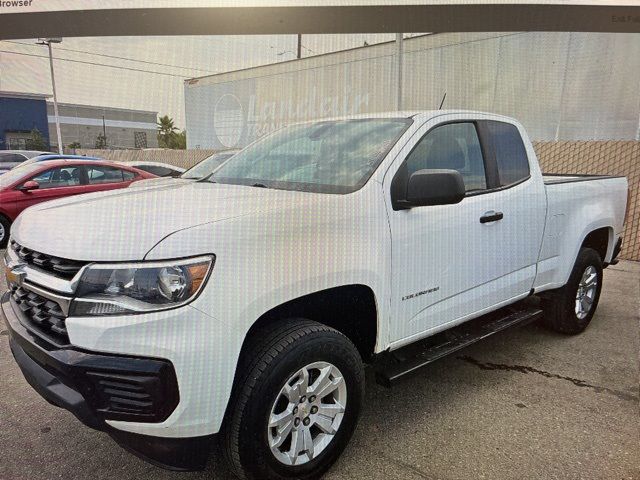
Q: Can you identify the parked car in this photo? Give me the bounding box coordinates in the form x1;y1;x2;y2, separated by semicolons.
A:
0;150;52;173
2;112;628;479
0;159;154;247
126;161;185;178
18;154;103;168
128;150;240;189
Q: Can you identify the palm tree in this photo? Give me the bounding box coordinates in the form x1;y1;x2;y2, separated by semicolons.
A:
157;115;178;148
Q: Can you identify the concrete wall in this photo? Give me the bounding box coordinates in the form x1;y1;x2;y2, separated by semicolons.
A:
185;32;640;150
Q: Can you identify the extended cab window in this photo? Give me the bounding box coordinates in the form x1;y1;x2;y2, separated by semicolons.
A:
405;122;487;192
30;166;82;189
485;121;530;186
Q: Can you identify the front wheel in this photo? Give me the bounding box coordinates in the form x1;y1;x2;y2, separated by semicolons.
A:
223;319;365;480
0;215;10;248
542;247;603;334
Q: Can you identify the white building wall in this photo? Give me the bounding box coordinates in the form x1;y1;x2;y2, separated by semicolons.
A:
185;32;640;149
47;102;158;149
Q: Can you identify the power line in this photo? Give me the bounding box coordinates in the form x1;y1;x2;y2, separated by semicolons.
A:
3;40;216;74
0;49;191;78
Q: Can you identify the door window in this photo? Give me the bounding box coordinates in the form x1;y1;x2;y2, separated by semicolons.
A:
485;121;530;186
405;122;487;192
86;166;126;184
0;153;27;164
30;166;82;189
140;165;173;177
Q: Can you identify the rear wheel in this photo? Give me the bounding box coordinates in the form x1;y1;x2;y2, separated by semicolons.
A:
542;247;603;334
0;215;11;248
223;319;364;479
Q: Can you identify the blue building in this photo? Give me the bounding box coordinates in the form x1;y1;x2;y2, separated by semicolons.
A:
0;91;51;150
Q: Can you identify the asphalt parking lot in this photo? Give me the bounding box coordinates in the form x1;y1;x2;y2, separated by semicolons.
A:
0;258;638;480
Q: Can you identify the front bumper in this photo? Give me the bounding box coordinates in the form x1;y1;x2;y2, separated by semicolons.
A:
2;291;213;471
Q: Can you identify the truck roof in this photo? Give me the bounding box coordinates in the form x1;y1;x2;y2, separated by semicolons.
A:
302;110;518;124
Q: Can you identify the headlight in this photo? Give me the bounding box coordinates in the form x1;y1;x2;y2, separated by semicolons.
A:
70;256;214;316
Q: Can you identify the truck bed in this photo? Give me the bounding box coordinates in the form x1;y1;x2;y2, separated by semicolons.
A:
542;173;624;185
535;173;628;291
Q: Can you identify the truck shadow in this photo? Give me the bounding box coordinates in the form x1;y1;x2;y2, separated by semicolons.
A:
197;319;611;479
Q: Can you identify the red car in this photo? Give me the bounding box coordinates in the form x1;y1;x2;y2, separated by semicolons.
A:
0;160;155;247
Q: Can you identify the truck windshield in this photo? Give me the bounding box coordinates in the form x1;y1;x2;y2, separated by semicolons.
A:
210;118;412;193
182;152;236;179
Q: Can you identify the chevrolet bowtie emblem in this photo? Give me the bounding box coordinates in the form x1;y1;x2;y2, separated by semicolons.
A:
6;263;27;286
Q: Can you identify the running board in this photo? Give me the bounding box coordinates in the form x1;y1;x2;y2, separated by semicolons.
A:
373;303;543;388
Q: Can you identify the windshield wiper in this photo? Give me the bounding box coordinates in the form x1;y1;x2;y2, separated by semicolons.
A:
251;183;268;188
195;173;216;183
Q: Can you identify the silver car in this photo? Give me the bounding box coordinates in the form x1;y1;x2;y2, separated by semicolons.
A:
0;150;52;173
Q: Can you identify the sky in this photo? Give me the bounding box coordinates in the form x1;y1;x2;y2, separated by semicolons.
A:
0;34;402;128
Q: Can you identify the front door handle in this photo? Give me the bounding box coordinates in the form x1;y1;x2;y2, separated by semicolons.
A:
480;211;504;223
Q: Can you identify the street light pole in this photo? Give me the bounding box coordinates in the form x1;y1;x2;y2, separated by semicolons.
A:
396;33;403;111
38;38;63;154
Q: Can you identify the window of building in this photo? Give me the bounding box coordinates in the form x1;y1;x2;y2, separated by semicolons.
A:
134;131;148;148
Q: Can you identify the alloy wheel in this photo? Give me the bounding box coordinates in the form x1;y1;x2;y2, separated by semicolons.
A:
267;361;347;466
575;265;598;319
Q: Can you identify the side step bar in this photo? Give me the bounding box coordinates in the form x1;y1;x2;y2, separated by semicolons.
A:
373;303;543;387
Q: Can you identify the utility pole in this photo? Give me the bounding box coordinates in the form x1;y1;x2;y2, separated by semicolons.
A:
297;34;302;59
396;33;404;111
102;115;107;145
38;38;63;154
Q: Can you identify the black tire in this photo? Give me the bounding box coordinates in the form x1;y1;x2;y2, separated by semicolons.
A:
542;247;603;334
0;215;11;248
223;319;365;480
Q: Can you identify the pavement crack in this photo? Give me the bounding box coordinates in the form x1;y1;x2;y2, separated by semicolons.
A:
458;355;638;402
364;446;433;479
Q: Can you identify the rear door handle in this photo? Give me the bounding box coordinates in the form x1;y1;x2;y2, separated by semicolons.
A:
480;211;504;223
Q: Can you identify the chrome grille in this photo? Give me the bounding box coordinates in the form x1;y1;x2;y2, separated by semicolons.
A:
9;283;70;344
10;240;86;280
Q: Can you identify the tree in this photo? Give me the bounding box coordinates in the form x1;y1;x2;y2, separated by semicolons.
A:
67;141;81;150
25;128;49;150
157;115;186;149
171;130;187;150
95;133;107;149
157;115;178;148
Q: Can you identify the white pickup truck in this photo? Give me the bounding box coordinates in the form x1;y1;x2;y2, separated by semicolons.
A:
3;111;628;479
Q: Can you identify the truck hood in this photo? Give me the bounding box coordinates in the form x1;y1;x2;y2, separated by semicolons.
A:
13;182;317;261
128;177;192;189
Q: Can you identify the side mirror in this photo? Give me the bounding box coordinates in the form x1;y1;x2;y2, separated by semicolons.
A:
405;169;465;207
18;180;40;192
